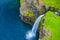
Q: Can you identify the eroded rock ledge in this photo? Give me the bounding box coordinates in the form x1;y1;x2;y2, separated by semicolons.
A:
20;0;46;24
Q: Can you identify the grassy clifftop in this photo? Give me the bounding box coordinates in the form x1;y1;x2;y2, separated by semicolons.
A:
42;0;60;40
43;0;60;11
44;11;60;40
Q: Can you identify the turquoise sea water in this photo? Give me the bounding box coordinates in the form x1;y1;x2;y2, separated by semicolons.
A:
0;0;38;40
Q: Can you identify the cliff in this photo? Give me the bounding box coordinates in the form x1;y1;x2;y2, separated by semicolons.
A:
20;0;46;39
20;0;60;40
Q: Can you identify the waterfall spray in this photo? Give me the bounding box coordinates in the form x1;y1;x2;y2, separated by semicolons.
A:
26;14;44;40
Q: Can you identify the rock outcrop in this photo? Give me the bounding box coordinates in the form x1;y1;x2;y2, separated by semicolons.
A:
20;0;46;39
20;0;46;24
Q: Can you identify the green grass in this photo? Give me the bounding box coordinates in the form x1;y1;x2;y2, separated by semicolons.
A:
44;11;60;40
24;10;35;17
20;0;24;4
43;0;60;40
43;0;60;11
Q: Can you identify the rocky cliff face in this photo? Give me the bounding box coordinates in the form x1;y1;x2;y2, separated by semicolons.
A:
20;0;52;40
20;0;46;24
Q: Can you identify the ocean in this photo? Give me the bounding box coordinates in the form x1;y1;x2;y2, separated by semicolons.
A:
0;0;38;40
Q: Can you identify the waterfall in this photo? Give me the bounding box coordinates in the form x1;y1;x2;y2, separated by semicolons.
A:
26;14;44;40
32;14;44;33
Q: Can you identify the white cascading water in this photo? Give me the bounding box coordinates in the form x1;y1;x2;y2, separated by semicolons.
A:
26;14;44;40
